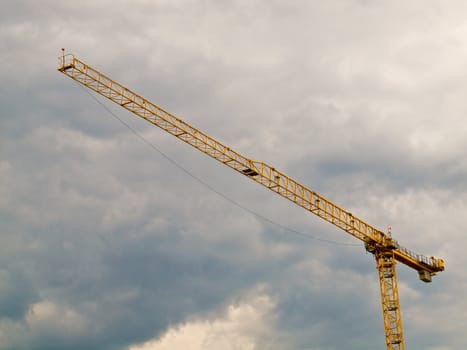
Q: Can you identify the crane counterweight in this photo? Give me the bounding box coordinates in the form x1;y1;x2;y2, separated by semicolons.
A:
418;270;432;283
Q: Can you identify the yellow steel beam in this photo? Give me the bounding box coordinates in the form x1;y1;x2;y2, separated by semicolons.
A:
57;54;444;278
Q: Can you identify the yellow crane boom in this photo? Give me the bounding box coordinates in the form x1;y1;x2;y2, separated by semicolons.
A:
58;53;444;350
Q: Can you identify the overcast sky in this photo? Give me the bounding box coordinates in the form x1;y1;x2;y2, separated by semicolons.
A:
1;1;466;349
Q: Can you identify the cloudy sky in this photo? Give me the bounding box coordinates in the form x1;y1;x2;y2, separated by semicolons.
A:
2;1;467;349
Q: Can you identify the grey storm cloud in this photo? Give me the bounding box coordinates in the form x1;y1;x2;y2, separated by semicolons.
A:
1;1;467;349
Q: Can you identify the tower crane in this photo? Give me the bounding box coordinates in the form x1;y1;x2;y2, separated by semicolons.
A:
58;53;445;350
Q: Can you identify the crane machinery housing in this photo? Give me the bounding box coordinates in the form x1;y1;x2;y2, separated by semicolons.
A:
58;53;445;350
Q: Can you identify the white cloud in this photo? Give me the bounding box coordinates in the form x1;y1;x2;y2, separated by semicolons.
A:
26;301;88;334
129;290;280;350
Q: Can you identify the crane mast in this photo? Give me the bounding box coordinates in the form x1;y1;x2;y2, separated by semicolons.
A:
58;54;444;350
